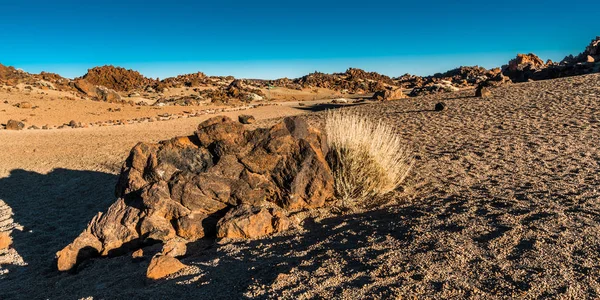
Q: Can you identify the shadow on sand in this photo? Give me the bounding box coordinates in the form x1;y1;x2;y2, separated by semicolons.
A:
0;168;118;277
0;166;423;298
294;102;367;112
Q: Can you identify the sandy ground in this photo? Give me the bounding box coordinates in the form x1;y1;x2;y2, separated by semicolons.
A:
1;74;600;299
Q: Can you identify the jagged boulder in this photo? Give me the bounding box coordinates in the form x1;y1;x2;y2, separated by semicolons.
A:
57;116;334;271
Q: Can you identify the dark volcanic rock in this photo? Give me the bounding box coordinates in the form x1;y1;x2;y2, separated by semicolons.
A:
56;116;334;271
434;102;446;111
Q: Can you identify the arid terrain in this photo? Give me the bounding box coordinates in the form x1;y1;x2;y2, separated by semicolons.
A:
1;36;600;299
1;69;600;298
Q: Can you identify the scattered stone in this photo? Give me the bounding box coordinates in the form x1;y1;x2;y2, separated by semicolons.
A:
146;255;186;280
5;120;25;130
435;102;446;111
238;114;256;124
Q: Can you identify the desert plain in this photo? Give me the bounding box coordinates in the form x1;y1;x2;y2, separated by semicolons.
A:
1;38;600;299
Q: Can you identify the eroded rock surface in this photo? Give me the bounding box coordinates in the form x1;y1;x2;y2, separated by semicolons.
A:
57;116;334;271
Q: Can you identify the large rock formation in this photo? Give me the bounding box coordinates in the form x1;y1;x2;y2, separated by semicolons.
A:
73;79;123;103
562;36;600;64
56;116;334;271
80;65;154;92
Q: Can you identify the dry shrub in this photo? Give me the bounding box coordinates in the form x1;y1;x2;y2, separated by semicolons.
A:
325;110;413;204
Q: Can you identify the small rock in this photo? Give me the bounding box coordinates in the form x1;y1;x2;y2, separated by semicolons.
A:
434;102;446;111
238;114;256;124
132;249;144;259
146;255;186;280
0;232;12;250
6;120;25;130
587;55;595;63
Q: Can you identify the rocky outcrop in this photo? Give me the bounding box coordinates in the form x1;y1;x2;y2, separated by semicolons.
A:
502;54;547;82
80;66;154;92
73;79;123;103
562;36;600;64
197;80;266;103
57;116;334;271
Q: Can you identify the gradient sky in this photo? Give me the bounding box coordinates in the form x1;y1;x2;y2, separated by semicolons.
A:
0;0;598;79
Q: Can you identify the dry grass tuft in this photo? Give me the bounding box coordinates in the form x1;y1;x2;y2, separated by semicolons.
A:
325;110;413;205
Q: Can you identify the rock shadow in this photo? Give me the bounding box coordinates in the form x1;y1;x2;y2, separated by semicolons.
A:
0;168;118;275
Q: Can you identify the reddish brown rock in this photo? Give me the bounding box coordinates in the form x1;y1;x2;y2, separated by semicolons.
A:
217;205;275;239
0;232;12;250
175;213;215;240
216;205;291;239
56;231;102;271
507;53;546;72
57;116;333;271
146;255;186;280
80;65;153;92
73;79;123;103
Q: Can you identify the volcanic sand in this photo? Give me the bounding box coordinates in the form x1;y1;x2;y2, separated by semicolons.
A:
1;74;600;298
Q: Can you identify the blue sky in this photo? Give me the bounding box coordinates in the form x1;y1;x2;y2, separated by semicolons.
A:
0;0;598;79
